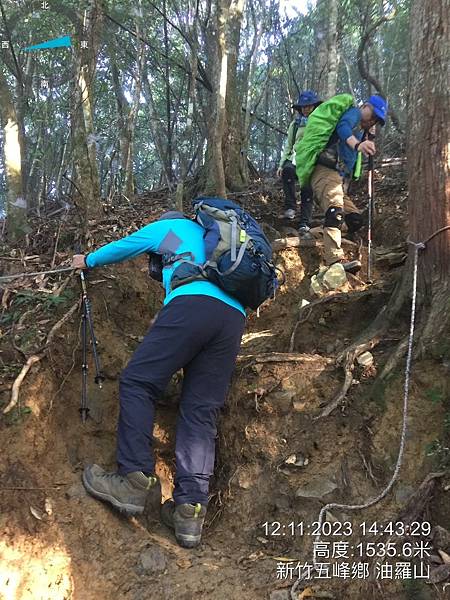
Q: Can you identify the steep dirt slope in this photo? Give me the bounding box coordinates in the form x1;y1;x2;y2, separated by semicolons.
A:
1;172;449;600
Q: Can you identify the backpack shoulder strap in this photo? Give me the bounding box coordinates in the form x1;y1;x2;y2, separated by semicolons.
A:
292;120;299;140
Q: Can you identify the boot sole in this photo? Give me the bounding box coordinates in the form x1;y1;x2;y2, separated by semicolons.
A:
82;471;144;516
174;533;201;548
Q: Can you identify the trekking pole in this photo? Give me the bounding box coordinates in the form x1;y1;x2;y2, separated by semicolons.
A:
81;287;89;422
365;127;376;283
79;270;104;387
76;256;105;422
367;154;374;283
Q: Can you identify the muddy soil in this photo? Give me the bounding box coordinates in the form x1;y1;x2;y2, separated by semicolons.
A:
1;170;449;600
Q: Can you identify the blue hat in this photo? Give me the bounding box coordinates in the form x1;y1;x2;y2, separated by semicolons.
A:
292;90;321;108
366;95;388;126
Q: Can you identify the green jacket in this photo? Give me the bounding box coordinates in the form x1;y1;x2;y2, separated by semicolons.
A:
294;94;355;186
278;119;306;168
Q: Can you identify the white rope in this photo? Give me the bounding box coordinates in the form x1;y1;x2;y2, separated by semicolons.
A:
291;240;425;598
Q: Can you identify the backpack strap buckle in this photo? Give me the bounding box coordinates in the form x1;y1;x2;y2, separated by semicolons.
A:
162;251;195;266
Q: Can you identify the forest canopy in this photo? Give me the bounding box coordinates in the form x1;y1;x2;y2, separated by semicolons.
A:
0;0;409;233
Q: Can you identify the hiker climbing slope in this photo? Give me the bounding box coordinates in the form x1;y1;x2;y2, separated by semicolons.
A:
295;94;388;274
71;201;277;549
277;90;322;227
71;211;245;548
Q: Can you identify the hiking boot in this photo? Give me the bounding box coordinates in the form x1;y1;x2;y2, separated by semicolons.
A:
283;209;296;220
334;259;362;274
298;225;314;240
161;499;207;548
82;464;161;516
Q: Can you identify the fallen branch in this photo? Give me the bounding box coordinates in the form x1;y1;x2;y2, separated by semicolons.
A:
52;274;73;297
238;352;334;365
0;484;68;491
0;255;41;262
41;300;79;350
0;266;74;284
272;235;358;252
272;236;318;251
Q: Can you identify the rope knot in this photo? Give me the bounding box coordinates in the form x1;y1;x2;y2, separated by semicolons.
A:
407;239;426;251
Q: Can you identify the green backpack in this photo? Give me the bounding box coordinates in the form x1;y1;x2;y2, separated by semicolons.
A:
294;94;361;186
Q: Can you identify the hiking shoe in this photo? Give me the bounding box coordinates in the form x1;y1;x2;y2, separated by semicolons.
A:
82;464;161;516
161;500;206;548
283;209;296;220
298;225;314;240
337;259;362;274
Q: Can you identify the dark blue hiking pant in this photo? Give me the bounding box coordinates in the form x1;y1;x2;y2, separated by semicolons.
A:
281;160;314;226
117;295;245;505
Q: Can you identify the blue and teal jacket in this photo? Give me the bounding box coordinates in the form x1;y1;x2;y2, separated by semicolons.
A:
86;218;246;316
327;107;363;175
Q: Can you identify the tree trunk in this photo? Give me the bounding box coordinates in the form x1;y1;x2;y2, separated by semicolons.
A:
26;122;44;209
262;82;269;172
222;0;246;191
71;0;103;226
241;1;264;184
111;62;129;188
326;0;339;97
175;3;200;210
315;0;339;98
407;0;450;357
55;137;68;201
203;0;228;197
162;0;174;183
314;3;328;98
0;69;28;241
124;9;146;198
141;68;173;187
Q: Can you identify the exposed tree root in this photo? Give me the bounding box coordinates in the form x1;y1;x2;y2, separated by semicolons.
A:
286;284;391;419
397;471;444;523
379;334;409;380
317;338;381;419
357;448;380;487
3;355;42;414
289;287;388;352
316;270;409;418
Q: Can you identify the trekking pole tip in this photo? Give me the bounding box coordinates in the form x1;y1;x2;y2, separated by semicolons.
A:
94;374;105;388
